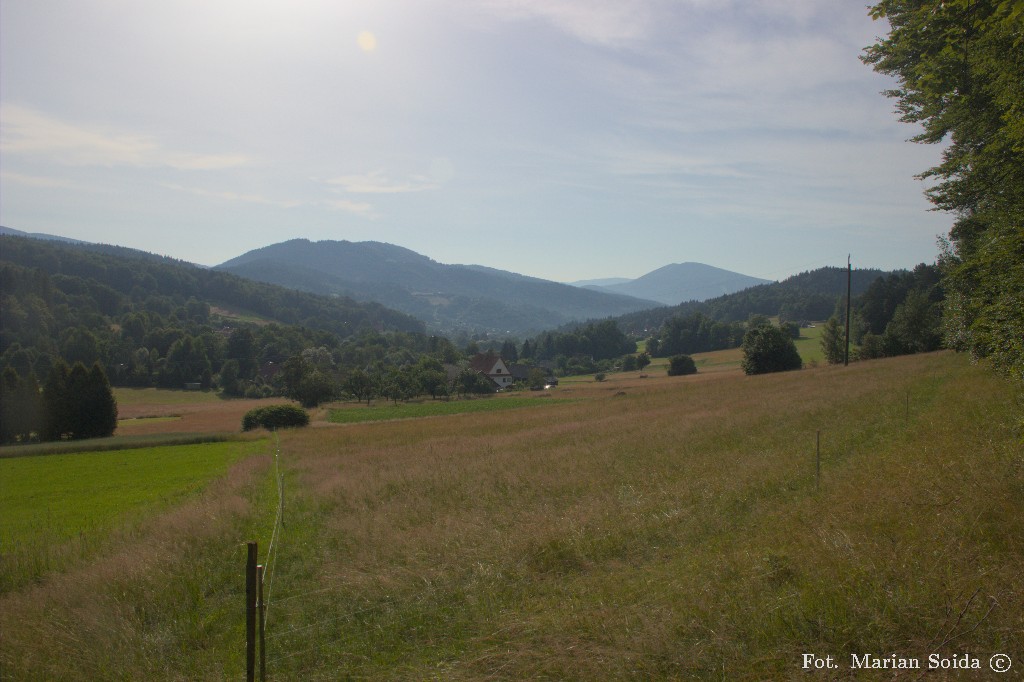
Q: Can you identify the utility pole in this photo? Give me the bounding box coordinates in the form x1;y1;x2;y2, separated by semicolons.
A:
844;255;851;366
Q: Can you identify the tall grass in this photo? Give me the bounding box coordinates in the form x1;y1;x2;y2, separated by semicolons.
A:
1;352;1020;679
0;441;263;592
327;395;571;424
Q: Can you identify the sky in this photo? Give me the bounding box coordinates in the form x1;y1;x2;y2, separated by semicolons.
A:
0;0;952;283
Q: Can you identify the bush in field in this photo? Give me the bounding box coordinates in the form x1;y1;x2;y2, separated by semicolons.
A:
242;404;310;431
741;325;802;375
667;354;697;376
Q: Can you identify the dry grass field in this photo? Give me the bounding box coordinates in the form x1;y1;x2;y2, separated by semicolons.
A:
1;352;1021;680
114;388;288;436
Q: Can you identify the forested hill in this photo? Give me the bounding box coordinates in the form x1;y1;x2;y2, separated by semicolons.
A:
615;266;890;334
0;235;429;384
216;239;659;336
0;235;423;336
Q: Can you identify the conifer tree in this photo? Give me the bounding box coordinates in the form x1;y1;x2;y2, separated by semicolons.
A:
42;360;71;440
82;362;118;439
1;367;20;444
65;362;91;438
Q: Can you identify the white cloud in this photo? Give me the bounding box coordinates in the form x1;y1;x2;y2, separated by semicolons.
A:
0;104;251;170
324;199;379;218
160;183;303;208
0;170;86;190
480;0;656;48
602;146;751;181
326;170;438;194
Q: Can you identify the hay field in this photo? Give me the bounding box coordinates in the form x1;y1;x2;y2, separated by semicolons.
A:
1;352;1021;680
114;388;288;436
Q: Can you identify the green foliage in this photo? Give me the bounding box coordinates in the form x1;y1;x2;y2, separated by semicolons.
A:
667;354;697;376
741;325;803;375
0;235;427;390
0;441;254;591
616;267;889;335
820;317;846;365
650;313;745;357
882;290;943;355
80;363;119;440
241;404;310;431
857;265;941;336
529;320;635;363
344;369;377;405
416;365;449;399
380;366;418;404
864;0;1024;380
281;354;338;408
526;367;549;389
17;360;118;443
855;333;887;361
457;368;496;396
1;368;44;444
226;328;258;380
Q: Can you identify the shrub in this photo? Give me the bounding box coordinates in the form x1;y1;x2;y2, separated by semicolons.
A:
667;354;697;376
741;325;802;375
820;317;846;365
242;404;310;431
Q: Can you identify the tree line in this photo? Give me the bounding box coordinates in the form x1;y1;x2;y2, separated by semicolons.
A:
864;0;1023;381
1;361;117;444
615;267;889;337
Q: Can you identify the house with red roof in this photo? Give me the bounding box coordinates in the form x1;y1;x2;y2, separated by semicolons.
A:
468;352;514;390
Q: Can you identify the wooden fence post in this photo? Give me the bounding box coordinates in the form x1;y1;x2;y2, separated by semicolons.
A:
258;564;267;682
246;542;257;682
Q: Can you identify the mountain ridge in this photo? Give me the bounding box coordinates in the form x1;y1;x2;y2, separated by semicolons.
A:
215;239;661;336
579;262;770;305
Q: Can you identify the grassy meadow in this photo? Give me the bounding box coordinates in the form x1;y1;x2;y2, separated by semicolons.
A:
0;441;264;592
1;352;1022;679
327;394;573;424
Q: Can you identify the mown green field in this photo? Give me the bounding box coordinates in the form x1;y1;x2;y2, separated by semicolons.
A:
114;386;223;408
794;322;826;365
0;440;263;591
1;352;1021;680
327;394;573;424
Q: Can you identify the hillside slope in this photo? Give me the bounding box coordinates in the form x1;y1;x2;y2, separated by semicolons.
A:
593;262;769;305
216;239;659;336
616;266;890;333
0;235;426;376
1;353;1019;678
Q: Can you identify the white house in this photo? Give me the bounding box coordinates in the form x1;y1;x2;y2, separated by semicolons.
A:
469;352;514;389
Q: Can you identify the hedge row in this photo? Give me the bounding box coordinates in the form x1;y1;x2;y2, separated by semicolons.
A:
241;404;310;431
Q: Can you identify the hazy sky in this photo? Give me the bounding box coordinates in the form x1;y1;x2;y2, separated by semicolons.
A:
1;0;950;282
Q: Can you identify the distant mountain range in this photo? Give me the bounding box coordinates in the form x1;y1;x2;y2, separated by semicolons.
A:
215;239;661;336
570;263;769;306
0;225;89;244
4;226;889;339
613;266;892;335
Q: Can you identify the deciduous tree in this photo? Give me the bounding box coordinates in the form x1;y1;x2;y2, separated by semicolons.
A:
820;317;846;365
863;0;1024;381
741;325;802;375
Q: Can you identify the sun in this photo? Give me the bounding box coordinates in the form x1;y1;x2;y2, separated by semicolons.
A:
357;30;377;52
